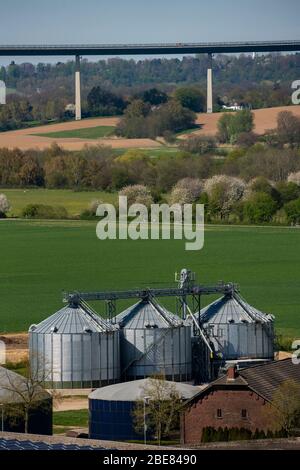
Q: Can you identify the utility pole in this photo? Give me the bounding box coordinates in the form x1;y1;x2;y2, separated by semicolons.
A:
143;396;150;445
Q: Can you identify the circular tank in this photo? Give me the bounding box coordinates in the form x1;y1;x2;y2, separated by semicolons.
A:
199;292;274;360
114;298;192;381
89;378;199;441
29;301;120;389
0;366;52;434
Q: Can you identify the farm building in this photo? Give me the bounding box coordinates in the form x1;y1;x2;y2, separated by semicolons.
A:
199;291;274;363
114;298;192;381
89;378;199;441
29;300;120;389
0;366;52;435
181;358;300;444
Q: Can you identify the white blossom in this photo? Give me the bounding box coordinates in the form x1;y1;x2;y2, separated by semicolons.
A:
0;194;10;215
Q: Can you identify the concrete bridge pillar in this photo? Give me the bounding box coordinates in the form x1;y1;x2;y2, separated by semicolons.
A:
207;53;213;114
75;55;81;121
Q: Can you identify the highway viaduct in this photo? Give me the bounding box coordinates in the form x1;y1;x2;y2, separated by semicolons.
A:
1;40;300;120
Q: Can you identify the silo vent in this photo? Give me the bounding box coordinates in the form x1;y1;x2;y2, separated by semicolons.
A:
84;327;93;334
228;318;235;324
50;326;58;333
145;323;158;329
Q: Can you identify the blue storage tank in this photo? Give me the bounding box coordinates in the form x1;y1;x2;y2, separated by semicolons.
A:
89;378;199;441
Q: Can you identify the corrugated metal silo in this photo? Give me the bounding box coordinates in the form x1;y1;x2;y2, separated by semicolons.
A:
200;292;274;360
114;298;192;381
29;301;120;389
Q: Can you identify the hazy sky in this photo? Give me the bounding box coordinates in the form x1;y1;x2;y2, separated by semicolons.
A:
0;0;300;63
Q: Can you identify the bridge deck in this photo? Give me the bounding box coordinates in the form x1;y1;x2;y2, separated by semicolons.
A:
0;40;300;56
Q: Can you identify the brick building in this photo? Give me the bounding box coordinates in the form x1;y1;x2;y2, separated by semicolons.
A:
181;358;300;445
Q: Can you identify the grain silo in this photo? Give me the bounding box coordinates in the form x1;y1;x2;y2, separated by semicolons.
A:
0;366;52;434
199;292;274;361
29;300;120;389
89;378;199;441
114;298;192;381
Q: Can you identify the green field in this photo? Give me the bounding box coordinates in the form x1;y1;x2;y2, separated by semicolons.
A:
2;189;117;217
33;125;115;139
0;220;300;337
53;409;88;427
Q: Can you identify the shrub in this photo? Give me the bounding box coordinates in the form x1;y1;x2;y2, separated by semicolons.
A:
169;187;194;205
179;134;216;154
277;111;300;147
139;88;168;106
204;175;245;219
275;181;300;205
275;334;294;352
284;198;300;225
117;100;196;139
174;87;205;112
170;178;203;204
87;86;126;116
236;131;258;148
246;177;281;205
162;130;177;144
243;192;278;223
217;110;254;144
119;184;153;207
21;204;68;219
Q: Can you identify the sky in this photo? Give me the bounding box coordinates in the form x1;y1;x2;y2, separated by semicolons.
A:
0;0;300;64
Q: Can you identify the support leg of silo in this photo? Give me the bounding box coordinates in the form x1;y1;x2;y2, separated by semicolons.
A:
75;55;82;121
207;53;213;114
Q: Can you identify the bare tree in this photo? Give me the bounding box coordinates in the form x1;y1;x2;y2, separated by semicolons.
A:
132;375;182;446
277;111;300;148
0;357;60;433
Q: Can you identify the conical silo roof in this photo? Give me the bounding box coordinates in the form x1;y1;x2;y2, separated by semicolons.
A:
200;292;274;325
29;301;116;334
115;298;184;329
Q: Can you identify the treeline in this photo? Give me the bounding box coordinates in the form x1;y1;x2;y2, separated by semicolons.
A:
2;138;300;224
1;139;300;192
1;54;300;90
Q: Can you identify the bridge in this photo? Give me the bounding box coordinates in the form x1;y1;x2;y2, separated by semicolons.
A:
1;40;300;56
1;40;300;119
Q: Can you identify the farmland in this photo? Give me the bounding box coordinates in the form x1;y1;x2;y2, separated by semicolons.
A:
1;105;300;150
34;125;115;140
3;189;117;217
0;219;300;337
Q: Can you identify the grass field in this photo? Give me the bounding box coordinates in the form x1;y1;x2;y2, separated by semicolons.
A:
33;125;115;139
53;410;88;428
0;219;300;337
2;189;117;217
